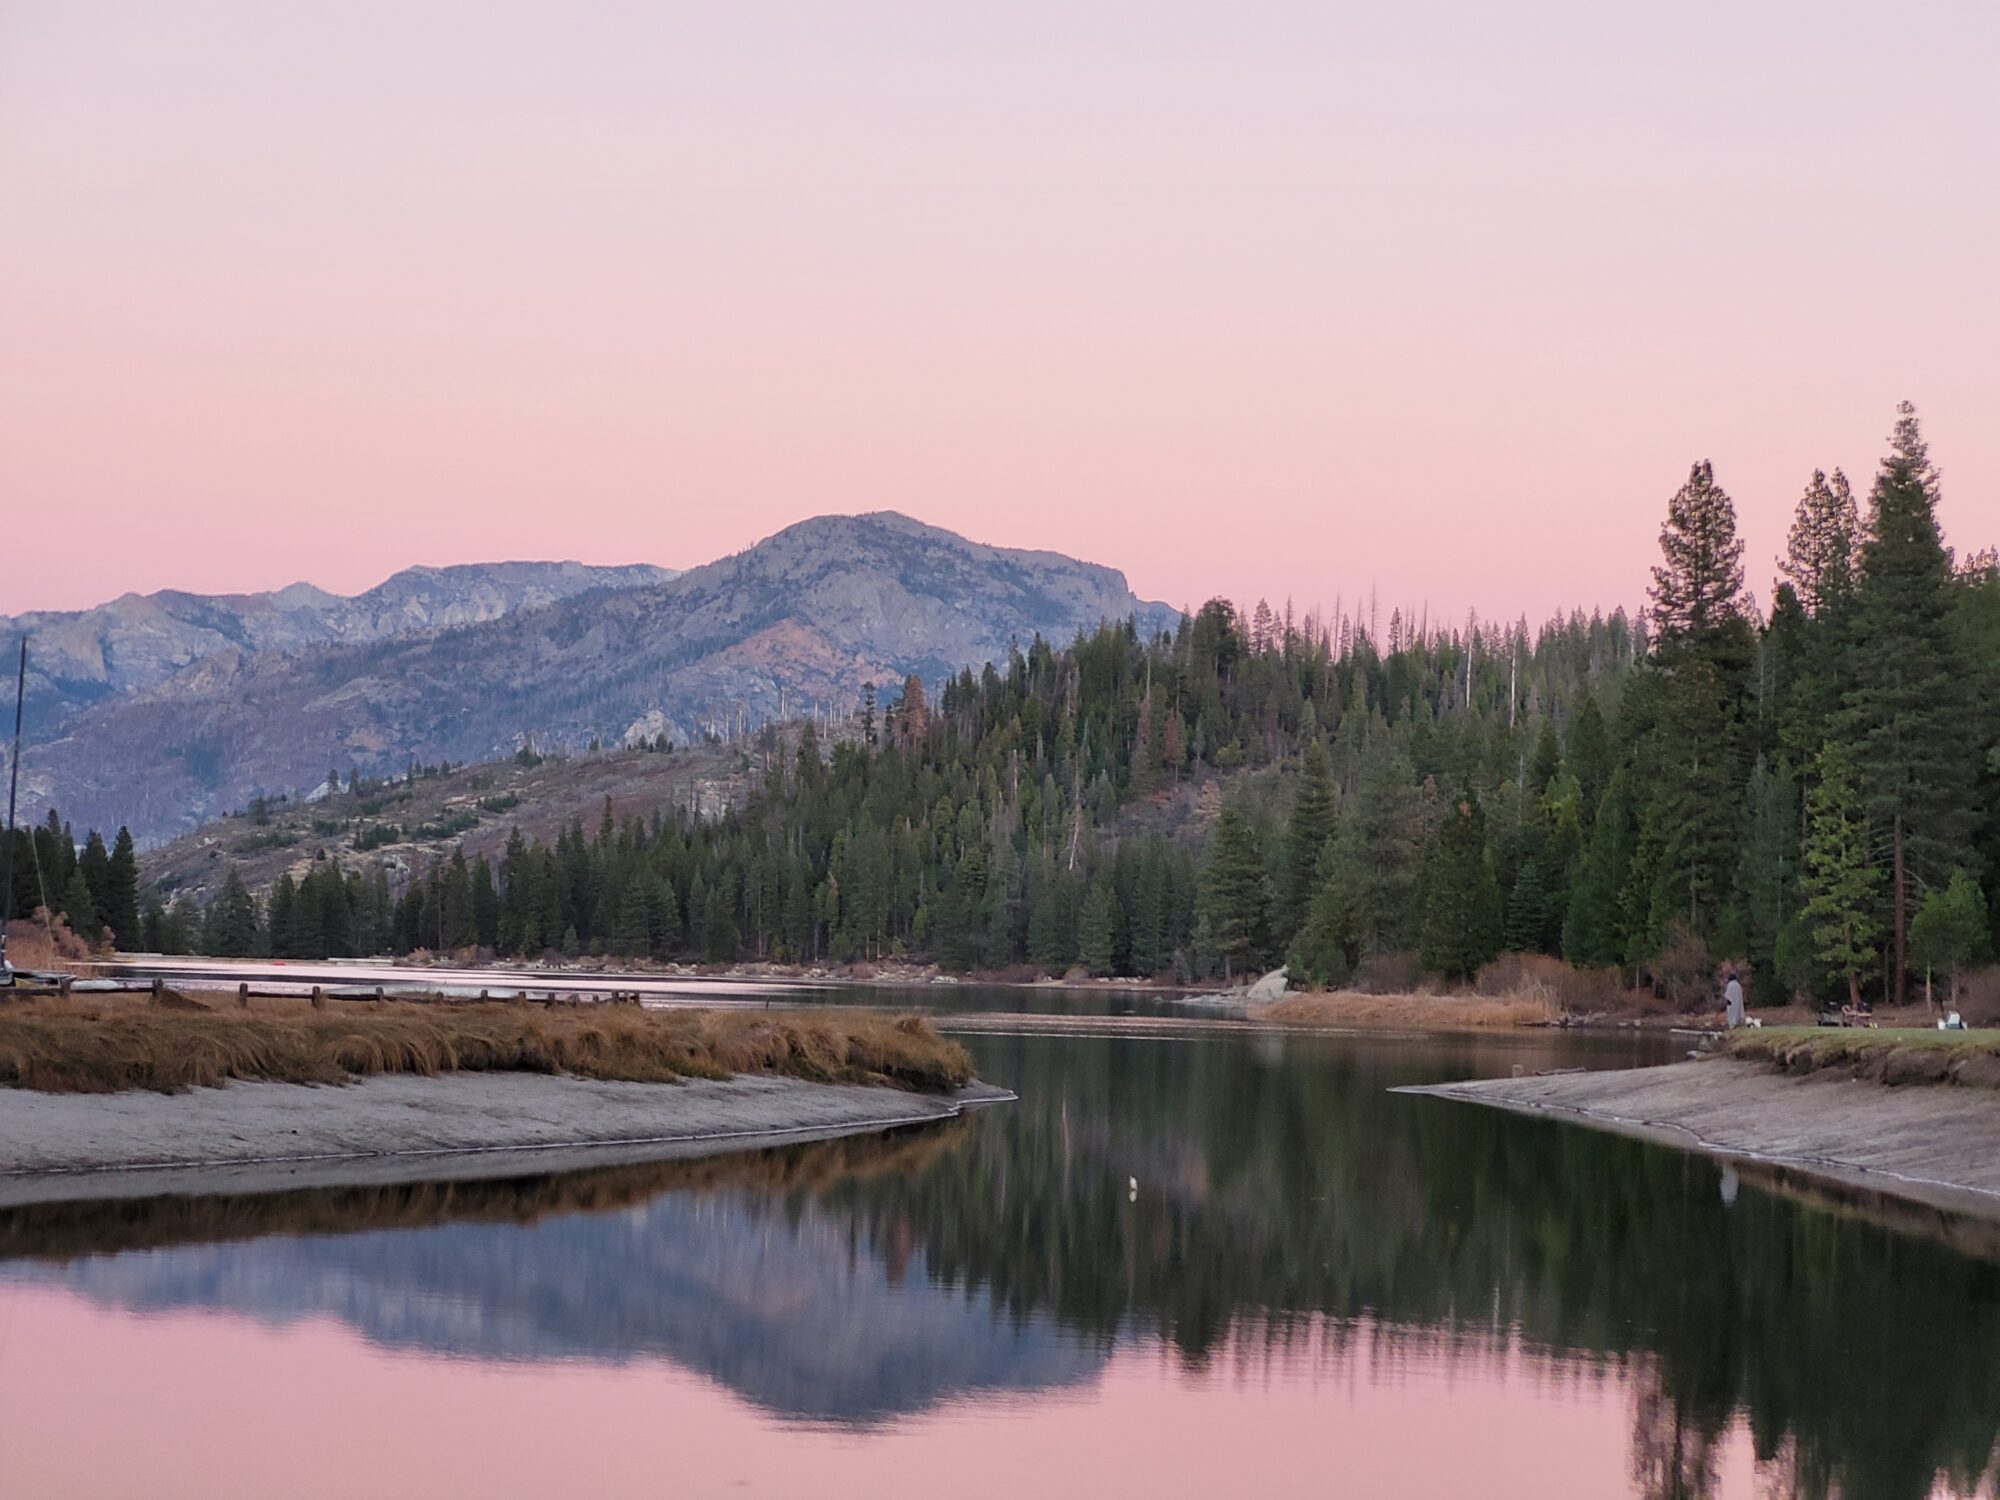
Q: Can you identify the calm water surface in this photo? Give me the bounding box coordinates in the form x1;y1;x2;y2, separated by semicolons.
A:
2;994;1997;1499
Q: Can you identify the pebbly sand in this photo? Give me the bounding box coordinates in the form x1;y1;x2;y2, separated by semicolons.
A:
0;1073;1012;1206
1402;1058;2000;1221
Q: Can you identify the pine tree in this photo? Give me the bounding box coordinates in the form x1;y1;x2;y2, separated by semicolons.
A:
1564;774;1636;967
613;879;651;957
140;893;166;952
1526;720;1562;799
78;830;111;929
1419;789;1501;980
1651;460;1747;649
268;874;298;956
1026;857;1074;971
1503;858;1546;953
206;868;259;957
1128;842;1170;977
1840;402;1979;1004
1800;745;1882;1007
648;874;681;955
439;850;476;950
1634;463;1754;947
1078;875;1117;976
1288;835;1357;987
982;833;1020;963
1780;468;1860;616
1732;755;1800;991
703;872;739;961
61;869;100;944
1197;805;1270;982
1340;739;1427;954
286;872;323;958
1276;739;1336;943
471;857;500;950
103;827;140;949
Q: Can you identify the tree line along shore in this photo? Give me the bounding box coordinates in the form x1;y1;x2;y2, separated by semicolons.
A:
9;402;1997;1019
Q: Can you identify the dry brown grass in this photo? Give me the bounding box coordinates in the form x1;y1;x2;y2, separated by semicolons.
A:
0;994;972;1096
1254;990;1558;1031
1472;953;1632;1012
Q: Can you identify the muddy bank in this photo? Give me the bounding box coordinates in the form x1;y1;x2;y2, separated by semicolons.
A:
0;1072;1012;1207
1401;1059;2000;1221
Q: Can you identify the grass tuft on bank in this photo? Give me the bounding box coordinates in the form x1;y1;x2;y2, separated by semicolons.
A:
0;995;973;1096
1724;1027;2000;1091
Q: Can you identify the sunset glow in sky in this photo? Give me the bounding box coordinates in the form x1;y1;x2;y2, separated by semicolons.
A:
4;2;1996;620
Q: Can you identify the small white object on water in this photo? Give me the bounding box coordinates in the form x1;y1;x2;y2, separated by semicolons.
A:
1128;1176;1138;1202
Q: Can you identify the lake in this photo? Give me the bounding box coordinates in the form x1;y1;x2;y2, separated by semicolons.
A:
2;993;1996;1499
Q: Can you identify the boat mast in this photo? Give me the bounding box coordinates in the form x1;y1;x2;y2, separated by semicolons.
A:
0;637;23;981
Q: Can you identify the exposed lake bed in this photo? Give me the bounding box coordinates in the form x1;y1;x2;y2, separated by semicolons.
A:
1408;1053;2000;1223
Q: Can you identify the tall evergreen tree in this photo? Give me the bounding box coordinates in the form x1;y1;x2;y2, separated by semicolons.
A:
61;869;100;943
1197;805;1270;982
77;830;111;931
1731;755;1800;992
1780;468;1860;616
1276;739;1336;944
1840;402;1979;1003
1564;774;1637;967
1419;789;1501;980
1288;835;1357;987
204;868;260;957
1801;745;1881;1008
103;827;140;950
1650;460;1747;649
1077;874;1117;977
1635;462;1754;946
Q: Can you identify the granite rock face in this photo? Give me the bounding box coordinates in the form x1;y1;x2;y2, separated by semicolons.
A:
3;560;676;730
21;514;1178;843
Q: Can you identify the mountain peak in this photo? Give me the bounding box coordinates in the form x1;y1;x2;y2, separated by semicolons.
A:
24;517;1178;842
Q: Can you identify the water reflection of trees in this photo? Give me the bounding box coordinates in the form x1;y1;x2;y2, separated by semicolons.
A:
817;1034;2000;1500
7;1030;2000;1494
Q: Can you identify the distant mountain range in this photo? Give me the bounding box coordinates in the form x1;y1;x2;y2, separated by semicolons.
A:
3;560;677;729
12;514;1178;843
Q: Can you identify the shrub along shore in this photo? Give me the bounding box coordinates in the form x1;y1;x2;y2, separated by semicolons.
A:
0;993;972;1096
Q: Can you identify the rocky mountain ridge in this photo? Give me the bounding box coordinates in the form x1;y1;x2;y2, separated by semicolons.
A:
2;560;677;730
21;514;1178;843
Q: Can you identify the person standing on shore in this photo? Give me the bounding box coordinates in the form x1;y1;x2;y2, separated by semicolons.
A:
1723;969;1746;1028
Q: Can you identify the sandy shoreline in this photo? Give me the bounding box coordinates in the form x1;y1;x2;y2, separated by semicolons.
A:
0;1073;1011;1207
1403;1059;2000;1221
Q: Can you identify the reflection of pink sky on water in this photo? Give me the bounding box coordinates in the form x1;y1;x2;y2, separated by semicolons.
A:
0;1286;1777;1499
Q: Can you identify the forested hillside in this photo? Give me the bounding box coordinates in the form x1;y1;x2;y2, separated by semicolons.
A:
13;405;1995;1007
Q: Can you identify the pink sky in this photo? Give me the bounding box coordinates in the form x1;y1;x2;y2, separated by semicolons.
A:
3;2;1996;621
